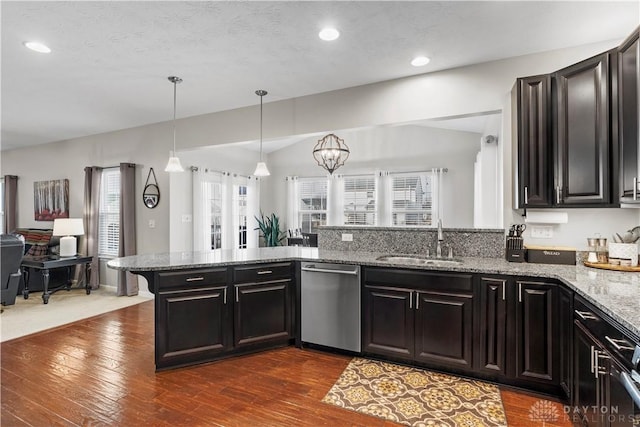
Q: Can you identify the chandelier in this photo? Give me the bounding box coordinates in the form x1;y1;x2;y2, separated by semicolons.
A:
312;133;350;174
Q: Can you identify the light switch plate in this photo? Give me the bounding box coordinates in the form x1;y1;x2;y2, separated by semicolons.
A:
530;225;553;238
342;233;353;242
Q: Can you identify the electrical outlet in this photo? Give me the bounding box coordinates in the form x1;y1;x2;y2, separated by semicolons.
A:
341;233;353;242
530;225;553;238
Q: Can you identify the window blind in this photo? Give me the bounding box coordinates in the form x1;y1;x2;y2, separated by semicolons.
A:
298;178;327;232
344;176;376;225
98;168;120;257
391;173;432;226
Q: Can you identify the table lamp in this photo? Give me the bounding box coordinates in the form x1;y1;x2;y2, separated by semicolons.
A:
52;218;84;257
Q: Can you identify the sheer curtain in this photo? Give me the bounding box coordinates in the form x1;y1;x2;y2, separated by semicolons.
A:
375;171;393;226
431;168;445;226
285;176;299;232
220;172;234;249
118;163;137;296
246;176;259;249
192;167;209;252
3;175;18;233
81;166;102;289
327;174;344;226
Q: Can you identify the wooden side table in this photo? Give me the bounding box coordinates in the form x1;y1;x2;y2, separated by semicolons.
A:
21;255;93;304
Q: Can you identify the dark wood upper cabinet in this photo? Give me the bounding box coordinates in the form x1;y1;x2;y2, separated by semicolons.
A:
617;27;640;203
554;51;612;206
516;75;553;207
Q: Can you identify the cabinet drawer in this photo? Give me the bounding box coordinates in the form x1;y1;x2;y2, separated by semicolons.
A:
364;267;473;293
574;296;638;365
232;262;294;283
157;268;227;290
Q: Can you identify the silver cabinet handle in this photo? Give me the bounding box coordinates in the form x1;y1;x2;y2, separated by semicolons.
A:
524;186;528;205
223;288;227;305
605;336;636;351
621;371;640;407
591;345;595;374
556;186;561;204
235;286;239;303
634;177;638;201
502;282;506;301
575;310;599;321
409;291;413;309
596;352;610;378
257;270;273;275
594;349;599;379
416;292;420;310
518;283;522;303
186;276;204;282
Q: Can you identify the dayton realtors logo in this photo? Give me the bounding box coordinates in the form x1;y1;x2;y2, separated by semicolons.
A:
528;400;637;425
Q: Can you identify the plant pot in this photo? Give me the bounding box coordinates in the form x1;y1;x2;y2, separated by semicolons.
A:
608;242;639;266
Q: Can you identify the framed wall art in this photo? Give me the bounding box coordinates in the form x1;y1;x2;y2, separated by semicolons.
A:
34;179;69;221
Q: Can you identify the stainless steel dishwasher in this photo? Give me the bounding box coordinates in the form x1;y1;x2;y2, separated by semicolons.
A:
301;262;361;353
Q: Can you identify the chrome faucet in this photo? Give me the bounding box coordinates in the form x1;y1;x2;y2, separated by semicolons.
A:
436;219;443;258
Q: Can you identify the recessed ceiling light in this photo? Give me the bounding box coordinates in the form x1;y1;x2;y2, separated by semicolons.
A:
319;28;340;41
24;41;51;53
411;56;430;67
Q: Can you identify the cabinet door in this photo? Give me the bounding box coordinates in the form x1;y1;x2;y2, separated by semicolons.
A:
555;52;611;205
156;285;230;369
233;280;292;347
559;286;573;401
414;291;473;369
573;321;602;426
363;285;414;361
606;359;638;427
618;28;640;203
477;278;507;376
516;75;553;207
515;281;558;386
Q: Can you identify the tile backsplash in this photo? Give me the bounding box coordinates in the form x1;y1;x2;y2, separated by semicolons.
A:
317;226;504;258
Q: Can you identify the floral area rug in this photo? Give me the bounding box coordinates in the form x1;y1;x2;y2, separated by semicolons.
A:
322;358;507;427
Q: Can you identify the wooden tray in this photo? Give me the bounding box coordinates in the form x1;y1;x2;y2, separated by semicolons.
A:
584;261;640;272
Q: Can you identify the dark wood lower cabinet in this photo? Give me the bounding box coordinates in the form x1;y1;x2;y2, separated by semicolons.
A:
362;269;475;373
415;291;473;368
574;321;601;425
362;285;414;360
515;281;558;386
477;278;507;376
234;279;293;347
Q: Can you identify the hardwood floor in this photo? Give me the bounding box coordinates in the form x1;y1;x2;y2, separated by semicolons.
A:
1;301;571;426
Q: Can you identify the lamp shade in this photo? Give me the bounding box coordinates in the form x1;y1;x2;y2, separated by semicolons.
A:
52;218;84;236
164;155;184;173
253;161;271;177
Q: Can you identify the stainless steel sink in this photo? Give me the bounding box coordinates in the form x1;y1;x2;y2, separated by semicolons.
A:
375;255;462;266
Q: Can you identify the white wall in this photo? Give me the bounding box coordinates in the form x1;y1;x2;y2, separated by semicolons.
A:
2;38;634;256
261;125;481;229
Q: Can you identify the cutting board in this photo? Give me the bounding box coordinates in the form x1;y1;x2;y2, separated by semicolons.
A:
583;261;640;272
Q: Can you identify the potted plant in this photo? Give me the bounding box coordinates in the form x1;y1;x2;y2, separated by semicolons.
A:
254;212;286;247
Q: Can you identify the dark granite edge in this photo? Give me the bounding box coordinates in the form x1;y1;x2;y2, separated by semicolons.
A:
320;226;504;233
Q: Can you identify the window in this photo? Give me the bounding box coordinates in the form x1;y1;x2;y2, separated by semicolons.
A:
344;176;376;225
206;181;223;250
234;184;248;249
99;168;120;257
391;173;432;226
298;178;327;232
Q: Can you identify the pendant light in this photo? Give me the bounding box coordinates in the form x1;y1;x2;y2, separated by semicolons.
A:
313;133;350;174
253;89;270;177
164;76;184;173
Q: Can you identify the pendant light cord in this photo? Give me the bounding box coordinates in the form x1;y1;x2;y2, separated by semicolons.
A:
173;79;177;155
259;93;263;161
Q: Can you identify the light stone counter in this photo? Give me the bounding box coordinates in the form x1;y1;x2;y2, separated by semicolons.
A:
108;247;640;339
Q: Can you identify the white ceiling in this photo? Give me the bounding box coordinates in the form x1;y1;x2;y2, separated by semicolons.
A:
2;1;638;151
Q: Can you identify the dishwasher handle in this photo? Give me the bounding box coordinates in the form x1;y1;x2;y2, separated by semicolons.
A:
621;371;640;407
301;265;359;276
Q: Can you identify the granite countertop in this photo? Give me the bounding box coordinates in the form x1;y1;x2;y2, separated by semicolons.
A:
107;247;640;339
